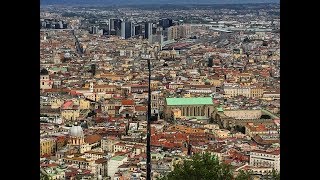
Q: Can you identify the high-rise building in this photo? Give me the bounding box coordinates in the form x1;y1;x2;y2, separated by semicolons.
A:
134;25;142;36
121;21;132;39
167;25;191;40
109;18;115;32
144;22;153;39
109;18;122;35
90;26;99;34
167;26;178;40
159;18;173;29
131;24;135;37
58;21;63;29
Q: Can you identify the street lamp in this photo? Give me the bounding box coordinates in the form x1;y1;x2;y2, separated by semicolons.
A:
147;59;168;180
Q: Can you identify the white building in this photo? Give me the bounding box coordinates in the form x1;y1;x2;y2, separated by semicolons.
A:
250;150;280;172
107;156;128;179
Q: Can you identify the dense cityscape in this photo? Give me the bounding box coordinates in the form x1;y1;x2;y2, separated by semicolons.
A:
40;2;280;180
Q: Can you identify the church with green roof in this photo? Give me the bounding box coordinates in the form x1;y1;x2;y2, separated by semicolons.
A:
164;97;217;119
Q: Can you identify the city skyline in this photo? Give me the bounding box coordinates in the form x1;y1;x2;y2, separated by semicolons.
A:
40;3;280;180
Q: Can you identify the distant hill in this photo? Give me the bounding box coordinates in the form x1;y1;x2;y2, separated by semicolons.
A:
41;0;280;6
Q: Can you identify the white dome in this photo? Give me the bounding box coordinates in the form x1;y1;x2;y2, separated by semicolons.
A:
69;125;84;137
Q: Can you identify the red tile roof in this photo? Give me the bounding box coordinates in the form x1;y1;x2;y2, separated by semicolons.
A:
122;99;134;106
85;134;102;144
135;106;147;112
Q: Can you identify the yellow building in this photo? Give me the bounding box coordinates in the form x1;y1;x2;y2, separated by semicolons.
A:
61;109;80;121
79;99;90;109
51;98;64;109
251;88;264;98
150;81;159;90
40;138;56;156
61;101;80;121
93;84;117;93
223;83;264;98
208;79;222;86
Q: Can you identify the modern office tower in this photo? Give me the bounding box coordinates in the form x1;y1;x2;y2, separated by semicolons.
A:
159;18;173;29
58;21;63;29
90;26;99;34
134;25;142;36
109;18;115;32
109;18;122;35
121;21;132;39
152;27;157;34
63;23;68;29
45;22;51;29
41;21;46;28
131;24;135;37
144;22;153;39
54;23;60;29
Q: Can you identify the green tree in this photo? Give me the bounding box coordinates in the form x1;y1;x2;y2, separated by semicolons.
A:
235;170;252;180
265;169;280;180
159;153;234;180
40;174;50;180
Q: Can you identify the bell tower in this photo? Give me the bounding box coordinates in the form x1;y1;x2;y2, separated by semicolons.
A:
90;82;94;92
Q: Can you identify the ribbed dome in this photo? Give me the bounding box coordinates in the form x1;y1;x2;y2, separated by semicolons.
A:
69;125;84;137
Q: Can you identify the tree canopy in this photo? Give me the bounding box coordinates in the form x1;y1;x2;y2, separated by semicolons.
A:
158;153;279;180
159;153;234;180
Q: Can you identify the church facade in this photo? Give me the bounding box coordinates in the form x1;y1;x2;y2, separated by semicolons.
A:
164;97;217;120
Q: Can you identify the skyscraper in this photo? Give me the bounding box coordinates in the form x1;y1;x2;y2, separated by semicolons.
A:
109;18;115;32
109;18;122;35
144;22;153;39
134;25;142;36
121;21;132;39
159;18;173;30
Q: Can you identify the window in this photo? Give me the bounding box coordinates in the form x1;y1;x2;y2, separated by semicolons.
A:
42;82;44;85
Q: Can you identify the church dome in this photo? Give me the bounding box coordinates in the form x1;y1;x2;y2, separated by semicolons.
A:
69;124;84;137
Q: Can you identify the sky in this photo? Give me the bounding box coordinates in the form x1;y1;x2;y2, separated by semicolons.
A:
41;0;280;6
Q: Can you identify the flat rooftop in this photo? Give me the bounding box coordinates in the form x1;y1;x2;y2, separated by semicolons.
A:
111;156;126;161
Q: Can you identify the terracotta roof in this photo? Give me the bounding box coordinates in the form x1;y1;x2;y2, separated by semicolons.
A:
95;158;108;164
122;99;134;106
85;134;102;144
62;101;73;109
135;106;147;112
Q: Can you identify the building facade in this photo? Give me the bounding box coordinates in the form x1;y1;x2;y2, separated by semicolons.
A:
40;138;56;156
164;97;216;120
121;21;132;39
250;150;280;172
223;83;264;98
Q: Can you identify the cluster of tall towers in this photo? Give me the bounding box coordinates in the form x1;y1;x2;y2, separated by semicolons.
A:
108;18;174;40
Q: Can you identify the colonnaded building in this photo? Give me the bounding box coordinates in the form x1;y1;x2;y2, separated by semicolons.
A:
164;97;217;120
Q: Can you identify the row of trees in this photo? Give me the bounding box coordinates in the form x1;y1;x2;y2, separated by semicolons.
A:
159;153;280;180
